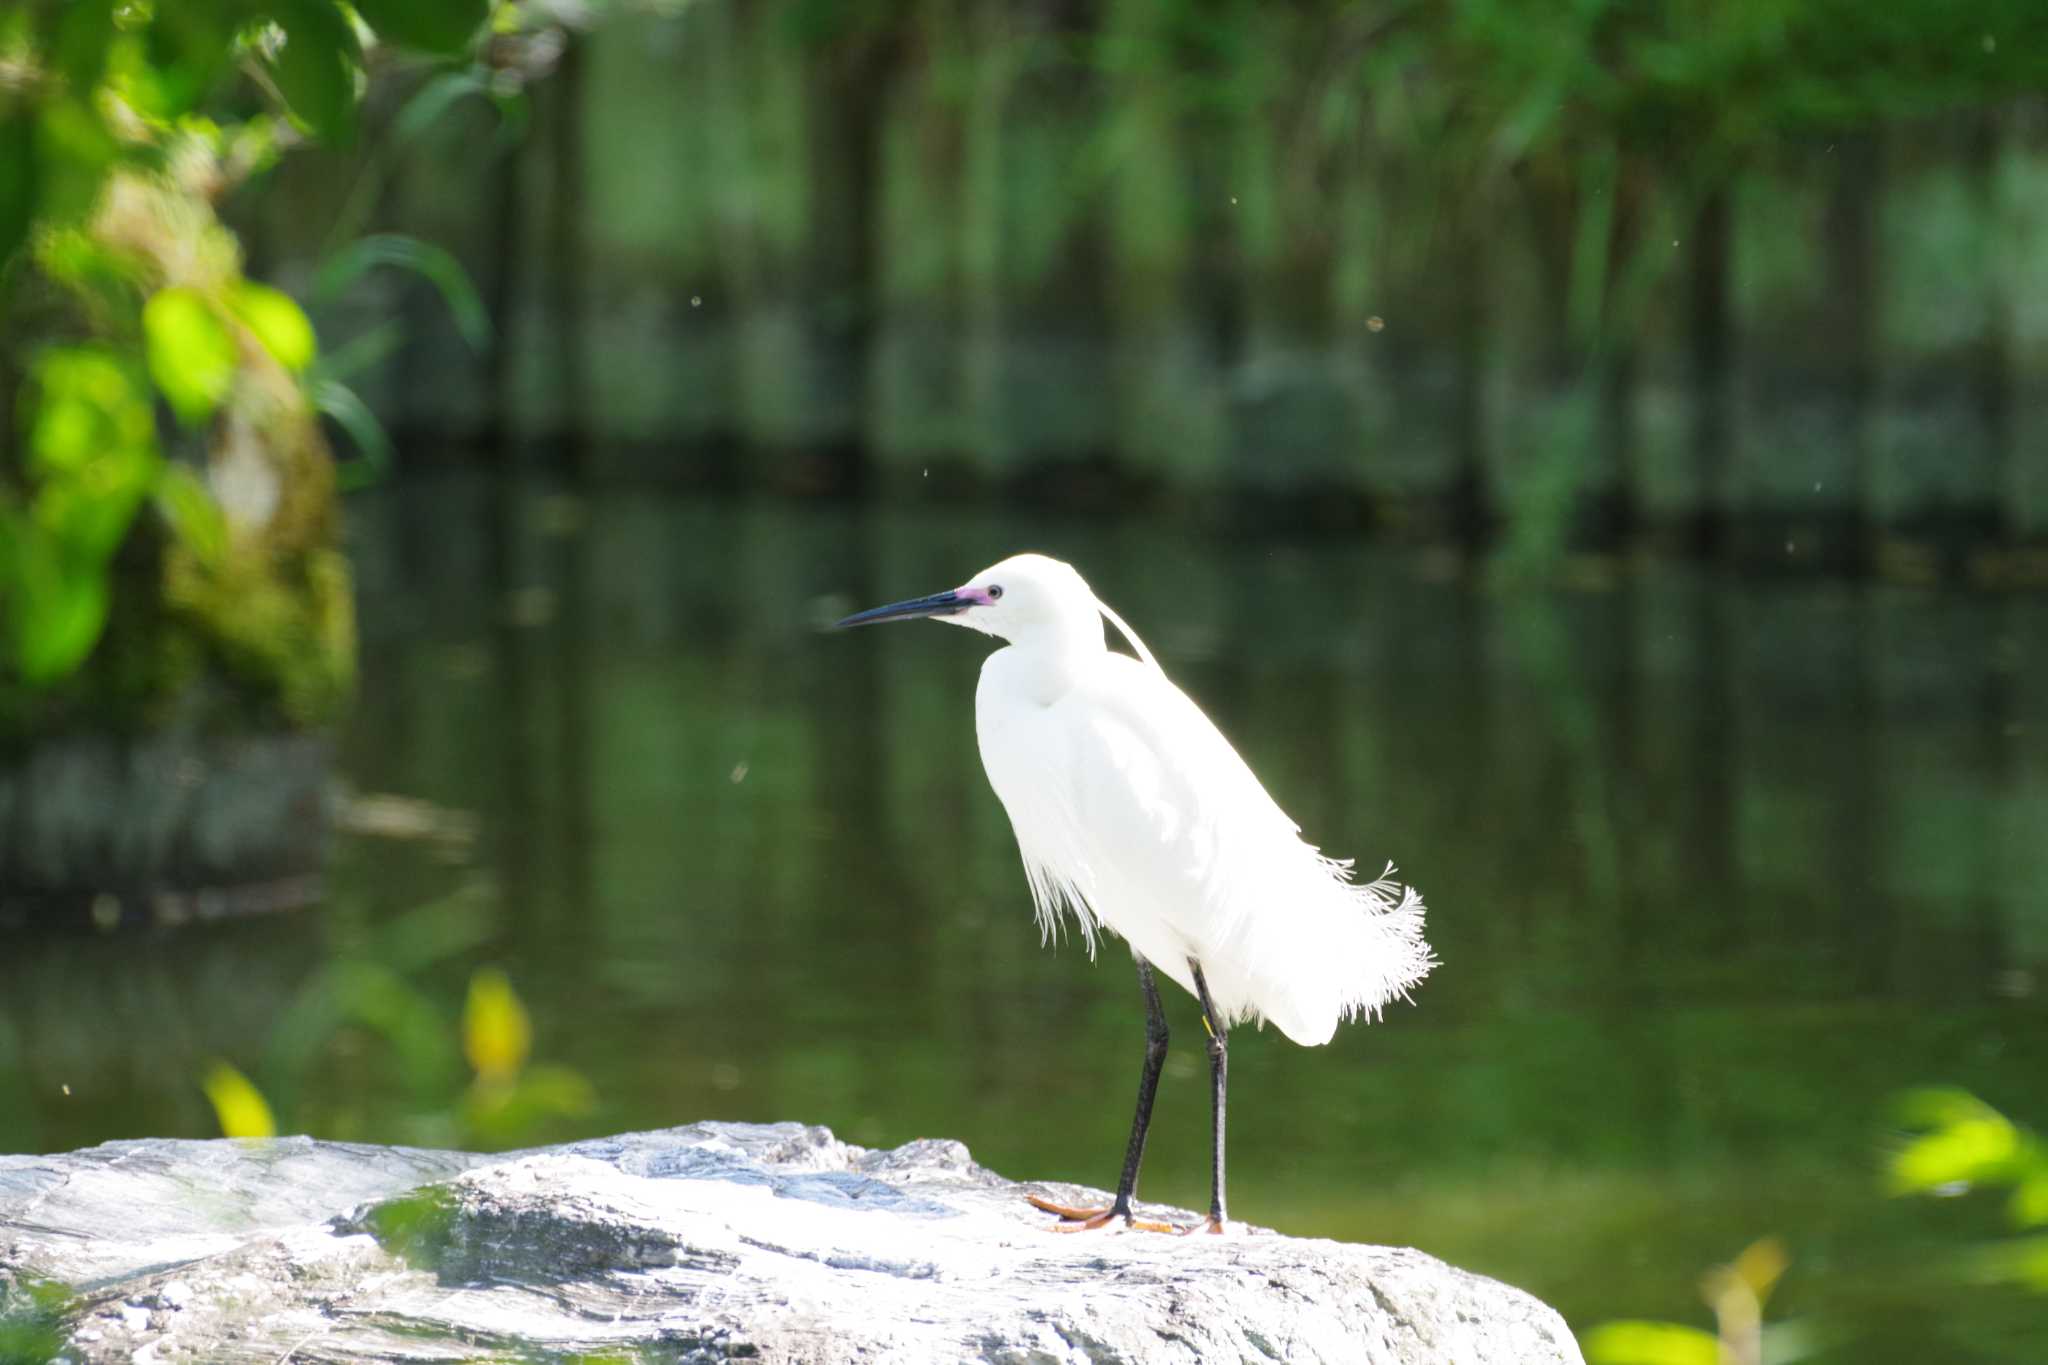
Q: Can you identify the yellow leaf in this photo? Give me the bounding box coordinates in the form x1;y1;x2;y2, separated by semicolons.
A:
229;280;317;371
1730;1237;1789;1306
463;967;531;1083
202;1061;276;1139
1581;1320;1721;1365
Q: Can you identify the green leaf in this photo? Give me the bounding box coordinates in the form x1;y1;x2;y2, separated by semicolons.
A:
144;287;238;424
312;378;394;489
229;280;317;370
314;233;491;348
512;1064;596;1117
1580;1320;1721;1365
309;320;403;382
8;537;111;684
1968;1233;2048;1291
393;68;489;145
369;886;497;972
1889;1107;2022;1196
269;0;363;142
33;445;157;562
330;960;464;1098
155;463;229;566
2012;1172;2048;1228
28;346;156;474
464;1061;596;1142
1894;1088;2005;1129
351;0;491;56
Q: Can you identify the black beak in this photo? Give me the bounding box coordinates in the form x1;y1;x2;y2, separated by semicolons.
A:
834;589;970;629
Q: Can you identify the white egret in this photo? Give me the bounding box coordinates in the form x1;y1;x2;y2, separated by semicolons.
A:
835;553;1433;1234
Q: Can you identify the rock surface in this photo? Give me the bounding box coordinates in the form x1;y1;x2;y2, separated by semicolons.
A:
1;1122;1585;1364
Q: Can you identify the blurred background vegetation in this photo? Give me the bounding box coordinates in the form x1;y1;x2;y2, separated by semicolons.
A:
2;1;2046;1361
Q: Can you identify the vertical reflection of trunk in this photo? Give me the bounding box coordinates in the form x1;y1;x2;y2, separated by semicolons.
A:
484;100;525;461
489;475;537;941
549;33;590;470
1844;586;1887;993
1970;601;2007;981
1689;190;1730;557
1449;229;1488;545
1688;578;1737;941
1613;572;1649;972
802;21;892;492
554;479;595;962
1828;137;1879;569
1974;114;2014;547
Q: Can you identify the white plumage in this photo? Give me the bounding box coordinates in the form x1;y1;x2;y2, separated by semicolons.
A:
959;554;1433;1045
835;550;1433;1233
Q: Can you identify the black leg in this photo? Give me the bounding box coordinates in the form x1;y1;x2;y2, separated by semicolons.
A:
1190;960;1228;1230
1109;955;1171;1219
1026;954;1177;1232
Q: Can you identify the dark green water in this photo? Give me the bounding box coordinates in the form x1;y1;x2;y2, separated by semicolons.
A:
4;474;2045;1358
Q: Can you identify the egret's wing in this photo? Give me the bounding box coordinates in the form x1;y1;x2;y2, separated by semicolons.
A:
1058;653;1299;927
1051;655;1433;1043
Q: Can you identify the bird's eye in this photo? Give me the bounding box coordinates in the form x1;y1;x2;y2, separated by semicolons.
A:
987;584;1004;600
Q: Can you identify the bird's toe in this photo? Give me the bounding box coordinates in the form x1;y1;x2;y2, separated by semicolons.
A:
1025;1192;1111;1222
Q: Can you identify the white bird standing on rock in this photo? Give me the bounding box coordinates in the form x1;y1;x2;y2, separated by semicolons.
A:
835;553;1434;1234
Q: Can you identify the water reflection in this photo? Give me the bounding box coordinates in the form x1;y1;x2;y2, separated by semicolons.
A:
3;473;2044;1358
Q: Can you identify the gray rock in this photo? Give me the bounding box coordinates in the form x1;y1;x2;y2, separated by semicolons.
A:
1;1122;1584;1364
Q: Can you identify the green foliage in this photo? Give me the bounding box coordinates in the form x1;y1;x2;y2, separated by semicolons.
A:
4;532;109;686
1583;1320;1720;1365
1582;1236;1806;1365
0;1;508;730
315;234;493;350
1888;1088;2032;1196
1583;1093;2047;1362
246;893;595;1148
4;346;163;683
302;231;490;484
1891;1089;2048;1292
230;281;318;371
143;287;238;423
353;0;493;58
270;0;365;141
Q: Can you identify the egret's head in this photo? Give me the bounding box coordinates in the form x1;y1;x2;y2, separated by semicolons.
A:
833;552;1100;645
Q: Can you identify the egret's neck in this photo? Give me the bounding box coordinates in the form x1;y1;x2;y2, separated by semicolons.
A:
995;616;1106;705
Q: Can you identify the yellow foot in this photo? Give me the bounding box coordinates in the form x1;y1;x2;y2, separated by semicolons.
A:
1025;1192;1181;1235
